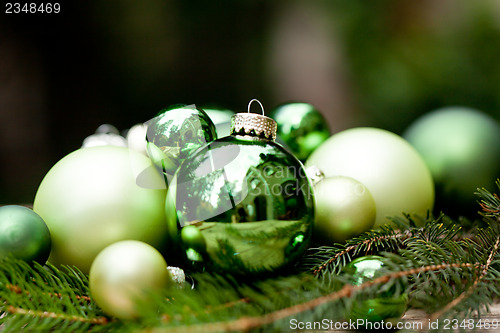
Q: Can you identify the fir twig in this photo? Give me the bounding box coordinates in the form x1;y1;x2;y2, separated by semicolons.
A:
141;263;476;333
429;236;500;320
0;257;110;332
311;228;414;276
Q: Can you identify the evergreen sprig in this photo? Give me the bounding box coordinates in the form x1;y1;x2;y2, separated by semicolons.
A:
2;182;500;332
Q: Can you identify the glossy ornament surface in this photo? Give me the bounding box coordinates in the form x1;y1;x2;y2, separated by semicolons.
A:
403;107;500;217
166;101;314;275
0;205;51;264
343;255;408;324
203;107;235;138
33;146;168;273
313;176;375;244
146;104;217;177
89;240;171;319
271;102;330;161
306;127;434;227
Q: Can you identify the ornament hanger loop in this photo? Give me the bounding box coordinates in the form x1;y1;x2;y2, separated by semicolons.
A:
247;99;265;115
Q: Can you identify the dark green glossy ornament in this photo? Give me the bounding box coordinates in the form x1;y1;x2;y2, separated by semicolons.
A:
146;104;217;177
270;102;330;161
166;100;314;275
202;106;235;138
343;255;408;325
0;205;51;264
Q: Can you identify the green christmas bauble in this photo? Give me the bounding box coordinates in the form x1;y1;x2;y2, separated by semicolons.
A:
146;104;217;176
33;146;168;273
203;106;235;138
270;102;330;161
313;176;375;244
0;205;51;265
306;127;434;227
403;107;500;217
166;106;314;275
89;240;171;319
343;255;408;324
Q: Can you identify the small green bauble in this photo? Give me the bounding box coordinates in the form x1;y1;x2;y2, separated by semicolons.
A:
0;205;51;265
270;102;330;161
146;104;217;176
166;100;314;275
343;255;408;325
313;176;375;244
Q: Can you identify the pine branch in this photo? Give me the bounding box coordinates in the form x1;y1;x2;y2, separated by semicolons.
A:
0;257;110;332
300;225;414;277
320;228;413;275
137;262;477;333
303;213;460;278
478;180;500;224
429;236;500;320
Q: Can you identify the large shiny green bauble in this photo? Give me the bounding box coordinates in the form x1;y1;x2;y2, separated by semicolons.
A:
343;255;408;324
166;136;314;275
306;128;434;227
146;104;217;176
313;176;375;244
33;146;168;273
270;102;330;161
89;240;171;319
0;205;51;264
403;107;500;217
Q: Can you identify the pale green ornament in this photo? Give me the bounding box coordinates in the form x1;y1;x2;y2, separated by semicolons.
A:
312;176;375;243
404;106;500;217
33;146;168;273
89;240;171;319
306;127;434;227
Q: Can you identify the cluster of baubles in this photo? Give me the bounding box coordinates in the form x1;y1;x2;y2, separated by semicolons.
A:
3;99;495;321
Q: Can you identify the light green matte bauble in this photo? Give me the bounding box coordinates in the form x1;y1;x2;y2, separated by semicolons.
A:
33;146;168;273
146;104;217;177
270;102;330;161
306;128;434;227
403;107;500;217
203;106;235;138
343;255;408;324
89;240;171;319
166;100;314;275
0;205;51;265
313;176;375;244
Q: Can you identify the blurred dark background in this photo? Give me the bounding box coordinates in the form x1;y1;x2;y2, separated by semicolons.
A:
2;0;500;203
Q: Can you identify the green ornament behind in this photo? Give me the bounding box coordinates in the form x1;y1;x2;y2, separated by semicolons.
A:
146;104;217;177
270;102;330;161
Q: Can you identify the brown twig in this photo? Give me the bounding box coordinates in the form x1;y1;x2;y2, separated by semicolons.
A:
6;283;92;302
6;305;108;325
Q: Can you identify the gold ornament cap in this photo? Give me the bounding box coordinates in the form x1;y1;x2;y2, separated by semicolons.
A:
230;99;277;141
